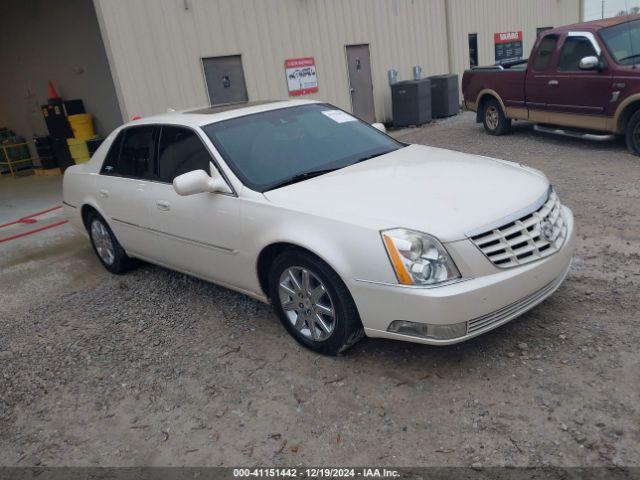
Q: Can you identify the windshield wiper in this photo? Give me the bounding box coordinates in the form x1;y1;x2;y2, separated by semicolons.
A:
618;53;640;64
267;168;339;190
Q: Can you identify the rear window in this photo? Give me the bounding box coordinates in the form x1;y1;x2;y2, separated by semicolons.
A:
117;126;157;179
532;35;558;71
100;131;124;174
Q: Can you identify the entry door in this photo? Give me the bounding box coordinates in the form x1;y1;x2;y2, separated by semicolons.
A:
345;44;376;123
202;55;248;106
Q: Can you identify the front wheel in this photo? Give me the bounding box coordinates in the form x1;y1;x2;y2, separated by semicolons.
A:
625;110;640;156
482;98;512;136
268;250;364;355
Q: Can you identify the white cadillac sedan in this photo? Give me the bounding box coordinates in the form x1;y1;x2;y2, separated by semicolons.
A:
63;100;575;355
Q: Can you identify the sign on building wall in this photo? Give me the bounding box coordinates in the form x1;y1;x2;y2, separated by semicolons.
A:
494;31;523;64
285;57;318;96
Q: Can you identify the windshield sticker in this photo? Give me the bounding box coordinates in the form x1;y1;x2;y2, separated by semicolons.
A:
322;110;357;123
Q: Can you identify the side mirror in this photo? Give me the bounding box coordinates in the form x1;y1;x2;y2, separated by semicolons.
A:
173;169;231;196
372;122;387;133
579;56;600;70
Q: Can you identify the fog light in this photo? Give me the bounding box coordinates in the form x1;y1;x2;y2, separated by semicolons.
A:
387;320;467;340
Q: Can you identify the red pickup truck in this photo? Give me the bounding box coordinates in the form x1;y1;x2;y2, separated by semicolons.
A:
462;15;640;155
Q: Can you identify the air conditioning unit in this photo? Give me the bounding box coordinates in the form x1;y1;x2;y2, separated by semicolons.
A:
428;74;459;118
391;78;431;128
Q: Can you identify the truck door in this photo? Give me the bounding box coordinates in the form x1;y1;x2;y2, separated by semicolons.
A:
525;33;560;111
540;32;612;125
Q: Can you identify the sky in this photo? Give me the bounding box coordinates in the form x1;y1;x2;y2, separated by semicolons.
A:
584;0;640;20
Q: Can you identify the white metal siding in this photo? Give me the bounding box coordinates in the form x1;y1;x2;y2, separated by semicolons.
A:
446;0;581;77
94;0;580;124
94;0;450;122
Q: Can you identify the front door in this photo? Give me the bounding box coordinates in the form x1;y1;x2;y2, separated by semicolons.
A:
542;33;613;119
202;55;249;106
146;125;241;285
345;44;376;123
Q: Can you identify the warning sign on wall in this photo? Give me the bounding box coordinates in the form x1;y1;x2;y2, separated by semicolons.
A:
494;31;523;64
285;57;318;96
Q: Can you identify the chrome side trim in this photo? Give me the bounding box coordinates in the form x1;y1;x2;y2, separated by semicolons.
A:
352;277;471;289
112;218;237;254
465;186;552;238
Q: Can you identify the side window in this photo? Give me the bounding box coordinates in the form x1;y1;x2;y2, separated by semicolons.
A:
117;126;157;179
158;126;213;183
532;35;558;71
558;36;597;71
100;130;124;174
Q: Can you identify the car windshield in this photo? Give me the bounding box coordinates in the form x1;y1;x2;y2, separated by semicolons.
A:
600;19;640;65
202;103;403;192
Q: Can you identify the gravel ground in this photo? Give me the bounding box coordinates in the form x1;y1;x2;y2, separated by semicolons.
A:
1;112;639;467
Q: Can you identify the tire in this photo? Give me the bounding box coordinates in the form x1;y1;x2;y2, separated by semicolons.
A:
268;250;364;355
86;212;136;274
482;98;512;136
625;109;640;156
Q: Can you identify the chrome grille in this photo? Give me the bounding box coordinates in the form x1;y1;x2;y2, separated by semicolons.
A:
470;189;567;268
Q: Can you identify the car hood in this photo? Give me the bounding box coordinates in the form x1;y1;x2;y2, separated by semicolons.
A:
263;144;550;242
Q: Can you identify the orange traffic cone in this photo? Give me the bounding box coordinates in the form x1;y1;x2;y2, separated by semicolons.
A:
47;81;60;100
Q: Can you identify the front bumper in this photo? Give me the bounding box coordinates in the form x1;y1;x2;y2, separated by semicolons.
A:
349;206;575;345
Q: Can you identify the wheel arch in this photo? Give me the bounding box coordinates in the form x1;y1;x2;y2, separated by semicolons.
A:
615;95;640;134
80;199;111;231
256;241;343;300
475;89;506;122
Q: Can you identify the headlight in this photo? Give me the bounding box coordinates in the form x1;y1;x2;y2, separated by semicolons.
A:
381;228;461;286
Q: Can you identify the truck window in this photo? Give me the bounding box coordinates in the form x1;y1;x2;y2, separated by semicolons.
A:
533;35;558;71
558;36;597;71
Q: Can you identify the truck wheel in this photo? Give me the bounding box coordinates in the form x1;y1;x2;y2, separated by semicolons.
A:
482;98;511;136
625;110;640;156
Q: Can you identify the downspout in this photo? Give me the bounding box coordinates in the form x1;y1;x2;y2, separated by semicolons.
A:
444;0;454;74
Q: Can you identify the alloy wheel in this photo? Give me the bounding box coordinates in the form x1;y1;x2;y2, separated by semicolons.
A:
485;106;499;130
278;266;336;342
90;219;116;266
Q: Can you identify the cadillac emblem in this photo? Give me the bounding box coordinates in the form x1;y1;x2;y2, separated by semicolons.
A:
540;220;554;242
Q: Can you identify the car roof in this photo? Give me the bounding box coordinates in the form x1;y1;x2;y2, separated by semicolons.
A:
123;99;322;129
545;14;640;34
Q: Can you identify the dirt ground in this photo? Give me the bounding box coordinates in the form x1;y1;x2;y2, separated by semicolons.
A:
1;112;638;467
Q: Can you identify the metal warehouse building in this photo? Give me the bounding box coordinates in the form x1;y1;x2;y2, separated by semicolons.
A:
0;0;582;145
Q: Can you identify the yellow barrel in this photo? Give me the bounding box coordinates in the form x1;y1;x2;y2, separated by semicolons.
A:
68;113;95;140
67;137;90;164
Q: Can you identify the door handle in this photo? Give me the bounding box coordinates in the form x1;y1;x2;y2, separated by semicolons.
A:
98;189;109;198
155;200;171;211
548;80;559;86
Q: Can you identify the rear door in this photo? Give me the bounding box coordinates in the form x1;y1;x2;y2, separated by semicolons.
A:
145;125;241;285
525;33;560;110
96;125;159;256
541;32;612;118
